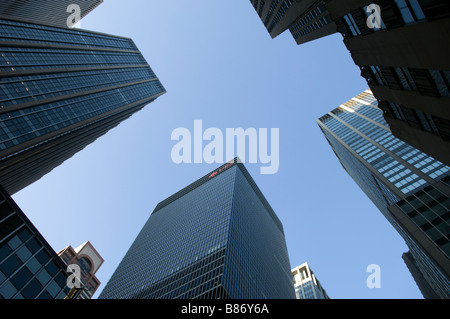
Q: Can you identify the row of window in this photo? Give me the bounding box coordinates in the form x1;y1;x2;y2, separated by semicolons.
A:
140;255;225;299
382;101;450;141
222;169;294;299
292;16;332;40
0;67;156;107
257;0;266;17
0;81;164;149
289;3;327;33
267;0;295;33
364;65;450;99
0;196;70;299
321;127;402;211
321;119;450;297
397;183;450;258
100;167;294;299
264;0;281;26
0;20;137;51
100;170;237;299
0;48;146;73
339;0;428;38
324;96;449;194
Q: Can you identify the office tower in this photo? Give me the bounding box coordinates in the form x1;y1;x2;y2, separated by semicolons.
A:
249;0;337;44
324;0;450;166
0;0;103;28
0;16;166;195
292;262;330;299
402;251;440;299
99;159;295;299
58;242;103;299
0;185;76;299
317;89;450;299
251;1;450;165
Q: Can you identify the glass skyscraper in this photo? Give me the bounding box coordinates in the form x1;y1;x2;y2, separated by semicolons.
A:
0;184;77;299
99;159;295;299
0;16;166;194
0;0;103;28
317;89;450;298
249;0;337;45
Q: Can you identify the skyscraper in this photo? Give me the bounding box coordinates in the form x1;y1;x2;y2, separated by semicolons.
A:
250;1;450;166
0;184;76;299
0;0;103;28
249;0;337;45
58;241;104;299
402;251;440;299
324;0;450;166
0;16;166;194
317;89;450;298
292;262;330;299
99;159;295;299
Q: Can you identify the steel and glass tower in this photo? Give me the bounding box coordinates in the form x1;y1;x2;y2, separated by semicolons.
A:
249;0;337;45
99;159;295;299
0;16;166;194
251;0;450;166
0;184;78;299
0;0;103;28
317;89;450;298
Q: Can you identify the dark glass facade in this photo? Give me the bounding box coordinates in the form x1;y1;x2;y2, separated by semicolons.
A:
318;90;450;298
0;17;166;194
0;185;75;299
99;160;295;299
0;0;103;28
249;0;337;44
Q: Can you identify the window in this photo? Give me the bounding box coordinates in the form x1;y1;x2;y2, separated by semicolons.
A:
11;266;32;290
0;281;17;299
394;67;417;91
21;278;43;299
394;0;426;24
429;70;450;98
79;257;92;275
46;280;62;298
0;254;21;277
343;14;361;36
16;245;32;262
36;269;52;286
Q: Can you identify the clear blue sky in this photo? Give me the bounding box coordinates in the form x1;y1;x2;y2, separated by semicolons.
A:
12;1;423;299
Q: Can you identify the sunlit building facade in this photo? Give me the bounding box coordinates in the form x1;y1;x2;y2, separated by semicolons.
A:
318;90;450;298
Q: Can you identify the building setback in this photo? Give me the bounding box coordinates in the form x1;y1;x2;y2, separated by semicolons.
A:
0;0;103;28
0;16;166;194
318;90;450;299
99;159;295;299
249;0;337;44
